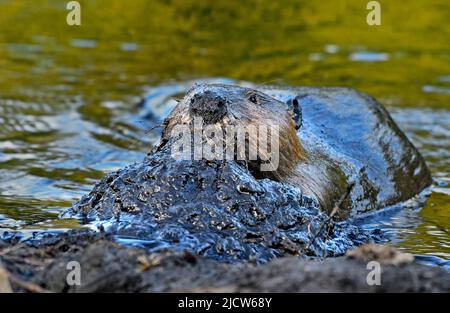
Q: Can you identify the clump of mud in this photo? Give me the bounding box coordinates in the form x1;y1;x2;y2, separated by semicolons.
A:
1;230;449;293
63;145;381;263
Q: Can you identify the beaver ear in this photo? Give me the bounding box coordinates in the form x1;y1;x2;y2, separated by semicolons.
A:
286;97;303;130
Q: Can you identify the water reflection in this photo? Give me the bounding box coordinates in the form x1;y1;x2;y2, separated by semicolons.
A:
349;51;389;62
70;39;97;49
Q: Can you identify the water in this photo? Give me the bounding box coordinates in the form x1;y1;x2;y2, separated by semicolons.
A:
0;0;449;266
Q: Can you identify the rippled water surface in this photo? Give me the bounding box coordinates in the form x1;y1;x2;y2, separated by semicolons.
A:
0;0;449;265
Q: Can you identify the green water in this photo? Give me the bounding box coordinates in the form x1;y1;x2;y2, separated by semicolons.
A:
0;0;449;264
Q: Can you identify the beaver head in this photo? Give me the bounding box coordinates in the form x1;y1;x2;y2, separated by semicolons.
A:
161;84;305;180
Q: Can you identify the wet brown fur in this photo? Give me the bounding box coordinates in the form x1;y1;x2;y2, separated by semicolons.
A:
161;84;338;212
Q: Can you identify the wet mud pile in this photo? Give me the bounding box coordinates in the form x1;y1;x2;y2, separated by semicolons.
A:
0;229;449;292
63;145;381;263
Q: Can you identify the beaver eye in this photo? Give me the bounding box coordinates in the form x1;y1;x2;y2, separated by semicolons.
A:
248;94;259;104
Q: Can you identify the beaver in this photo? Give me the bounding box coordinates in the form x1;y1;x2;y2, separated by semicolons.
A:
160;84;432;217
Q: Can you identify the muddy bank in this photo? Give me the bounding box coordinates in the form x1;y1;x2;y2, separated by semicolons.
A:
0;229;449;293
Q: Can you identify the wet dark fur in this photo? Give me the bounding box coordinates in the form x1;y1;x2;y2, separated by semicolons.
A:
161;84;432;217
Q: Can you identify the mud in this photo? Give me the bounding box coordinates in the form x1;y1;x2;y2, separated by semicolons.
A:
63;144;381;263
0;229;449;293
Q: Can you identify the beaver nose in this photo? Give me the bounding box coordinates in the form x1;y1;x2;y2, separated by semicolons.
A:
189;90;227;124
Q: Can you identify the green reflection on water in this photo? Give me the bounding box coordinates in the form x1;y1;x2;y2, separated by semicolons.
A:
0;0;449;107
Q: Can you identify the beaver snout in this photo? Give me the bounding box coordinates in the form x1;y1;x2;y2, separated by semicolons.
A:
189;90;227;124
